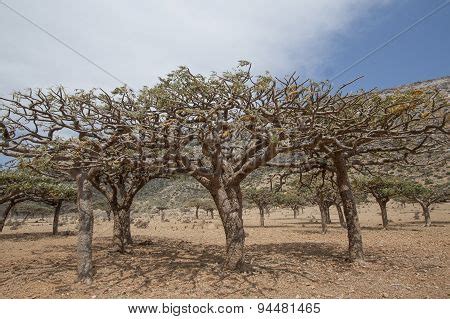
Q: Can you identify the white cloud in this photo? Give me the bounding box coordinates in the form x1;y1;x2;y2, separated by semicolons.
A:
0;0;391;93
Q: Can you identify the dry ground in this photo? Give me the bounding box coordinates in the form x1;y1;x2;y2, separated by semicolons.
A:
0;202;448;298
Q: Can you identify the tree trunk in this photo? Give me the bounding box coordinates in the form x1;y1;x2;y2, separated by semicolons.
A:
333;152;364;261
318;204;327;234
0;200;15;232
325;205;332;224
420;203;431;227
376;199;389;229
210;184;245;270
52;200;62;235
210;209;214;219
195;206;199;219
335;203;347;228
259;207;265;227
76;172;94;284
112;208;132;253
293;207;299;219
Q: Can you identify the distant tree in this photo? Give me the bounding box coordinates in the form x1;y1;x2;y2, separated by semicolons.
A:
275;189;310;219
353;176;401;229
395;180;449;227
244;188;275;227
186;198;215;219
0;169;76;234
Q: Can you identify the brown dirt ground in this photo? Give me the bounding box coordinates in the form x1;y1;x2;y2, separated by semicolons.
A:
0;202;448;299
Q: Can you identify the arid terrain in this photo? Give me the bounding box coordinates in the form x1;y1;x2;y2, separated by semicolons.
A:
0;201;448;299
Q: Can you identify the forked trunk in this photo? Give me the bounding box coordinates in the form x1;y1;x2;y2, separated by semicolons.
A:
210;184;245;270
112;208;132;253
377;199;389;229
52;201;62;235
335;203;347;228
333;152;364;261
76;172;94;284
0;200;15;232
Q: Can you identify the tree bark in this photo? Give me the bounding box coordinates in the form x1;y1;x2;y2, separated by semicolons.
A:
259;207;265;227
52;200;62;235
0;200;15;232
419;202;431;227
376;199;389;229
76;172;94;284
210;184;245;270
335;203;347;228
332;152;364;261
318;203;328;234
112;208;132;253
325;205;332;224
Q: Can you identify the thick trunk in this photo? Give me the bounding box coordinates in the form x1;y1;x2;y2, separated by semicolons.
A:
210;184;245;270
52;201;62;235
318;204;328;234
333;152;364;261
76;173;94;284
0;200;15;232
259;207;265;227
112;208;132;253
420;203;431;227
335;203;347;228
377;199;389;229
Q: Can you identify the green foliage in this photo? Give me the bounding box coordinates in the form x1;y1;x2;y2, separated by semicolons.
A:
0;169;76;204
353;175;402;201
394;179;449;205
186;198;215;211
244;188;275;211
275;190;311;209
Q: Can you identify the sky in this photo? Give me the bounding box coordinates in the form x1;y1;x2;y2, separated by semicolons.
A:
0;0;449;95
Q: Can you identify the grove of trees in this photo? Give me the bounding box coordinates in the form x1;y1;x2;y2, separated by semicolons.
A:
1;62;448;283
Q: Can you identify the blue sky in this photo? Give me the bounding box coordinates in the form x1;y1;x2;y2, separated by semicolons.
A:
321;0;450;90
0;0;449;94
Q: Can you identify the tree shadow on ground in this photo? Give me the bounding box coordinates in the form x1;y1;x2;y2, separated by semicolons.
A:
0;230;76;241
245;225;297;228
361;221;448;231
0;234;360;298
